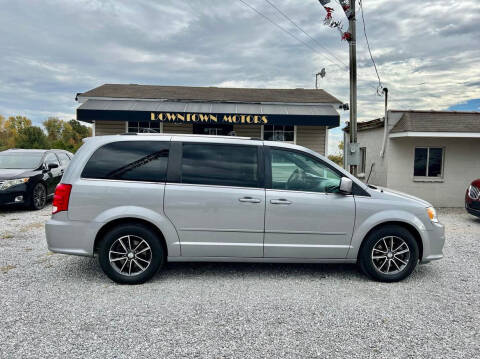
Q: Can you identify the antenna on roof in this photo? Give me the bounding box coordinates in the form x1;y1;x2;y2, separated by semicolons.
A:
315;68;326;89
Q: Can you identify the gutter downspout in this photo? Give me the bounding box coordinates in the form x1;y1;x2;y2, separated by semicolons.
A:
380;88;388;157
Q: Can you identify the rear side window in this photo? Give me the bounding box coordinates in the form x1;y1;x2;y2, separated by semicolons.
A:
181;143;259;188
44;153;60;166
57;153;70;167
82;141;169;182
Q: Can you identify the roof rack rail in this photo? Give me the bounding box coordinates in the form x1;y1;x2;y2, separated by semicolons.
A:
117;133;264;141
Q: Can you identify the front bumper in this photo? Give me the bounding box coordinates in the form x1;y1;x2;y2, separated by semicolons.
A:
420;221;445;263
465;199;480;218
0;186;29;206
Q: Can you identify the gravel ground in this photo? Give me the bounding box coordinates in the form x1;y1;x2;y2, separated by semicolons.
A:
0;206;479;358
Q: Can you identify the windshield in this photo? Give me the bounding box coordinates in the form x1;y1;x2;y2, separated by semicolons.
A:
0;153;43;169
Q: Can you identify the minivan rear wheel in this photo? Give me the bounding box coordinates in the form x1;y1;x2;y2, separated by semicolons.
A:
359;225;419;282
98;223;164;284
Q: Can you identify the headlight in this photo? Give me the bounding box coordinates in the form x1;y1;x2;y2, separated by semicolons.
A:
0;178;29;190
426;206;438;223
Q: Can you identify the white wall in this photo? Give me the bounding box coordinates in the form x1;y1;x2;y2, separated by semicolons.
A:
356;126;388;186
386;137;480;207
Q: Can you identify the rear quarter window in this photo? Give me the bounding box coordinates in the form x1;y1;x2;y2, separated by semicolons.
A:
81;141;170;182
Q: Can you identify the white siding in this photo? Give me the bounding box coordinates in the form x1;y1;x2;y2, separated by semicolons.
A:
94;121;125;136
386;137;480;207
233;125;261;138
162;123;192;134
295;126;327;155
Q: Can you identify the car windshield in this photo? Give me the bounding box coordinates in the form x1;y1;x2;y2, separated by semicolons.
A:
0;153;43;169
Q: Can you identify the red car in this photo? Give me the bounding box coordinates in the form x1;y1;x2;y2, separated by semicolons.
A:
466;179;480;218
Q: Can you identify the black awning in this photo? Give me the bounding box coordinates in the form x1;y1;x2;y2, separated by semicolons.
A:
77;100;340;128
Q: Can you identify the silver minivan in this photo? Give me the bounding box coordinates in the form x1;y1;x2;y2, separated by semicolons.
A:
46;134;445;284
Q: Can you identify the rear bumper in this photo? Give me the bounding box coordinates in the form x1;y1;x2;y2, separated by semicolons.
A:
420;222;445;264
45;212;102;257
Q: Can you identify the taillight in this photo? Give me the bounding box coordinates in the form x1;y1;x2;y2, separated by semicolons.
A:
52;183;72;214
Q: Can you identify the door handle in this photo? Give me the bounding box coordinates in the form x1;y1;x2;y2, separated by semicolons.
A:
239;197;261;203
270;199;292;205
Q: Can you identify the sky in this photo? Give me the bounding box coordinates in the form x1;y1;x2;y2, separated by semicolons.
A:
1;0;479;154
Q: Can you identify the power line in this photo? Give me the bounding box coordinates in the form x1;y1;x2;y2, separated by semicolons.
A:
262;0;348;69
358;0;384;94
236;0;347;72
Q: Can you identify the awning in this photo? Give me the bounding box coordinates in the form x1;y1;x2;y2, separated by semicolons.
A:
77;99;340;128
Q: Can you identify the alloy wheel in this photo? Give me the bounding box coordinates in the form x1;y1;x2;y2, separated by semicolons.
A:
33;184;46;209
108;235;152;276
371;236;410;275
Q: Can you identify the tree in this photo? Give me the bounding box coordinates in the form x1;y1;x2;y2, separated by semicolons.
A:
328;154;343;166
0;115;7;150
15;126;49;149
328;141;344;167
43;118;92;152
4;116;32;148
43;117;64;142
69;119;91;138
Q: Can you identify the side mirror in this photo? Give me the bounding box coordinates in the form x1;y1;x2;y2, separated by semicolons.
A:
339;177;353;194
47;163;59;170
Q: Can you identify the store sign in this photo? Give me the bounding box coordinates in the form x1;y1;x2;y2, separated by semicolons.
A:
150;112;269;125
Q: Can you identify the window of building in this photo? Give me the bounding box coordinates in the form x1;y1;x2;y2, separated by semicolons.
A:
181;143;259;188
359;147;366;174
82;141;169;182
57;152;71;167
414;147;444;177
128;121;161;133
270;148;341;193
263;125;295;143
193;124;234;136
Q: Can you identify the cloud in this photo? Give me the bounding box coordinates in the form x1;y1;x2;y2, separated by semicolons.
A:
0;0;479;150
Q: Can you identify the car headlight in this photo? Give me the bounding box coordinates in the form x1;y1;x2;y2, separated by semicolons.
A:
426;206;438;223
0;178;29;190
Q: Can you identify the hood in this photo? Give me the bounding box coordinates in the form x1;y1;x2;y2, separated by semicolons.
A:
471;179;480;187
368;185;432;207
0;168;37;180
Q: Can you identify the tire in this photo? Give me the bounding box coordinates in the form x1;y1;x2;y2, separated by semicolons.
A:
30;182;47;210
98;223;165;284
358;225;419;282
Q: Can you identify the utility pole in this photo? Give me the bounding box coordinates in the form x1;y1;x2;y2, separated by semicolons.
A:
348;0;358;176
317;0;358;175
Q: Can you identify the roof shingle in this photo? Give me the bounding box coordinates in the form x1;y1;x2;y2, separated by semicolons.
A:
390;111;480;133
78;84;343;104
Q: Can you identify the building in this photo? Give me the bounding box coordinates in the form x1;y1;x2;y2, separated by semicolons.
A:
76;84;344;156
343;110;480;207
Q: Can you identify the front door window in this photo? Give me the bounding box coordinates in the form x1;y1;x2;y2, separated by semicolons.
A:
270;148;341;193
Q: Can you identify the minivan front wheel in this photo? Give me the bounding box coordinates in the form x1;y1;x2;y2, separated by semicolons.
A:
98;224;164;284
359;225;419;282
